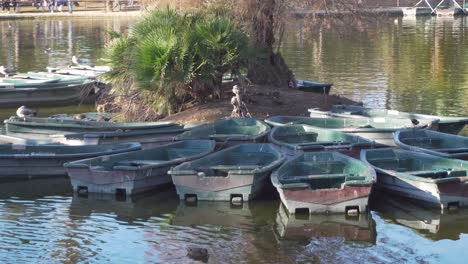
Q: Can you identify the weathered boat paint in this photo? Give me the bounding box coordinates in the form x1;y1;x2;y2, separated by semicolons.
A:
169;143;285;202
271;152;375;214
65;140;215;196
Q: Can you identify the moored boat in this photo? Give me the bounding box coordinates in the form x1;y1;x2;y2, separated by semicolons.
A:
268;124;376;158
57;124;200;149
0;142;141;179
295;80;333;94
4;116;176;135
0;80;95;108
265;115;437;146
271;152;375;215
65;140;215;196
394;129;468;160
169;143;285;202
175;118;270;148
361;148;468;210
309;104;468;135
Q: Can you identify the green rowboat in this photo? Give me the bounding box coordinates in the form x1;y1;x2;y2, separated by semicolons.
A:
268;124;375;158
175;118;270;148
65;140;215;196
309;104;468;134
4;116;176;135
169;143;285;202
361;148;468;210
394;129;468;160
265;115;438;146
271;152;375;214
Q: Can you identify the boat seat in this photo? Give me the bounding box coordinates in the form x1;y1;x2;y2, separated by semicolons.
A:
167;149;200;160
408;170;467;179
114;160;166;167
281;173;347;183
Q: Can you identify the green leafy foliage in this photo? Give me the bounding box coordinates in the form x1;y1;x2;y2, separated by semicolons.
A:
103;8;250;115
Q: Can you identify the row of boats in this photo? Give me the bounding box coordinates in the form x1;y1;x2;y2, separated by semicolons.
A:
0;62;110;108
0;104;467;216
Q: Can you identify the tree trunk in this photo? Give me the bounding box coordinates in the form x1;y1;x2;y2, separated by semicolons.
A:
245;0;295;88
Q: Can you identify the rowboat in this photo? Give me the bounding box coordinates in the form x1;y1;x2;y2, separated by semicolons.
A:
169;143;285;202
46;65;110;79
394;129;468;160
55;124;200;149
271;152;375;215
65;140;215;196
274;203;376;244
268;124;376;158
4;116;176;135
265;115;438;146
361;148;468;211
309;104;468;135
0;142;141;179
1;72;89;88
175;118;270;148
296;80;333;94
373;193;468;241
0;80;95;108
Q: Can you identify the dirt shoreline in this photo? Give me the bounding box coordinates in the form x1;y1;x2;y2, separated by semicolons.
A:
160;84;359;124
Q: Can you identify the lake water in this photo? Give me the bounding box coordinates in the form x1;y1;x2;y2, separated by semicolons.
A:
0;16;468;263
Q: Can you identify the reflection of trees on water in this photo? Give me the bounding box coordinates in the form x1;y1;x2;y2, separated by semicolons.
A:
282;16;468;116
0;18;134;72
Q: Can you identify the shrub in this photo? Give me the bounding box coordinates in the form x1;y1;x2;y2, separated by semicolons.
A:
103;8;249;116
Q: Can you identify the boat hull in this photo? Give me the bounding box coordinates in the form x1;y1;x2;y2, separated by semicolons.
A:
275;185;371;214
375;171;468;211
171;171;271;201
68;166;173;196
0;82;94;108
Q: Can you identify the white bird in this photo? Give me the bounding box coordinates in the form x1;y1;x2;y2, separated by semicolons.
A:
0;65;15;77
71;56;84;66
16;106;37;119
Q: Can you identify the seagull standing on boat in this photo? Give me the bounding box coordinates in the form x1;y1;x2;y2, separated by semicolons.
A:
72;55;84;66
0;65;15;77
16;106;37;120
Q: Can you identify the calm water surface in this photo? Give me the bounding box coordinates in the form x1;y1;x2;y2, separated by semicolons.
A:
0;17;468;263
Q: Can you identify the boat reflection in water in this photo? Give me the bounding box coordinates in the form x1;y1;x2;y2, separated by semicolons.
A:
172;200;284;263
0;177;72;198
69;190;179;223
373;192;468;241
274;203;376;246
